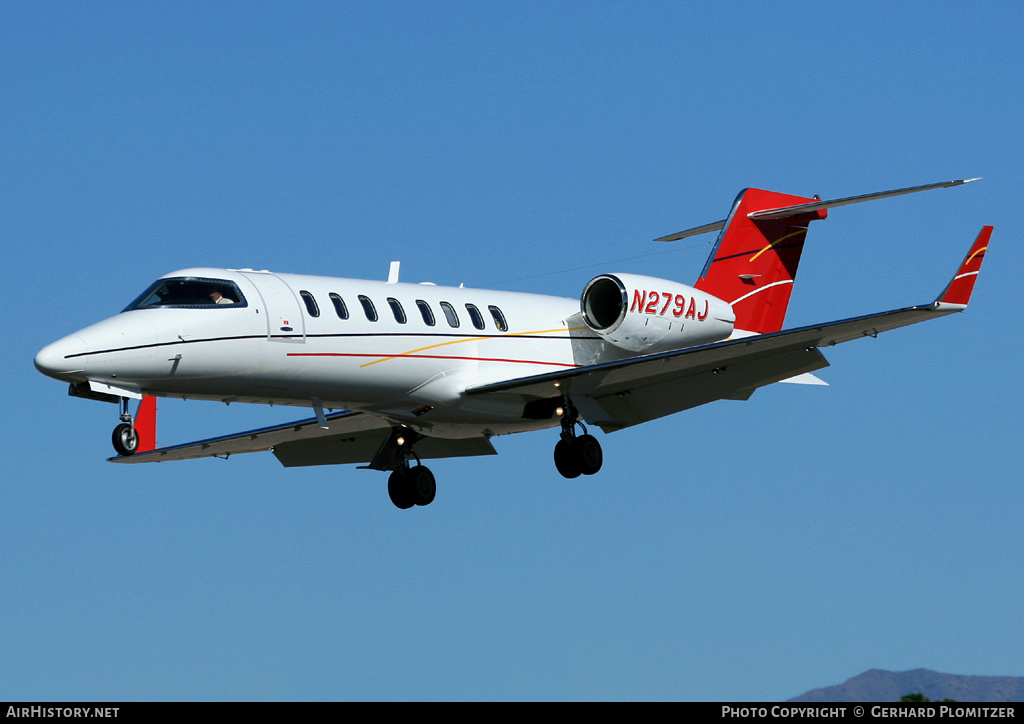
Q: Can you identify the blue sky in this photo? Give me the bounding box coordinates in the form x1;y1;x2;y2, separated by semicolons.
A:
3;1;1021;701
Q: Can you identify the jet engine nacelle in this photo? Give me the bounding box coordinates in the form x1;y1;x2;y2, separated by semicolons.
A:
580;273;735;353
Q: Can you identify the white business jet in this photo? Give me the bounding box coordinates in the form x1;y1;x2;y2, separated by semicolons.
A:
34;180;991;509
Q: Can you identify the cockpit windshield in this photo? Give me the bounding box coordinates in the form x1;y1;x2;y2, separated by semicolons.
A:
123;277;247;312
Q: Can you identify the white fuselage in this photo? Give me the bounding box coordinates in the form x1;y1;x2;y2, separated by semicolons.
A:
35;268;640;438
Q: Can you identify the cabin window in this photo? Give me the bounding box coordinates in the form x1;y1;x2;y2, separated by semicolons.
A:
300;291;320;318
123;277;247;311
488;305;508;332
439;301;459;328
358;295;378;322
416;300;435;326
329;293;349;320
465;303;485;331
387;298;407;324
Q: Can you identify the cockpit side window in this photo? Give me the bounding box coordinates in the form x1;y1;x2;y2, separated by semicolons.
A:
123;277;247;311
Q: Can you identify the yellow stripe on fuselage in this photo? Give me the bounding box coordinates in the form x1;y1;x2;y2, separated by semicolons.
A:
358;327;588;367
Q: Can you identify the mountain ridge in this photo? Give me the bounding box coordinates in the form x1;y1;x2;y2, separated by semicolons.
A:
788;669;1024;702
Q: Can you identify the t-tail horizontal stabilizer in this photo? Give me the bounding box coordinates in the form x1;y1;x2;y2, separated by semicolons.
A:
654;178;981;242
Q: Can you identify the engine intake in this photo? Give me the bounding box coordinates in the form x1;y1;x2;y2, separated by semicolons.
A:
580;273;735;353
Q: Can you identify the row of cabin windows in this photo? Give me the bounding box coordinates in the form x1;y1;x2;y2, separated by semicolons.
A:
298;290;509;332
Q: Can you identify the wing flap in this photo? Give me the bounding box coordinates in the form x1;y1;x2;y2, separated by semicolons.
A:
273;434;497;468
108;410;390;464
582;345;830;431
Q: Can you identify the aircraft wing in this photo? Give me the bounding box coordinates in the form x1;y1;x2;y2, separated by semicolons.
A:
467;226;991;432
109;409;497;469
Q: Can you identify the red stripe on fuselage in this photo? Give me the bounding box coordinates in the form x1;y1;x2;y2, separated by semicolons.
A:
286;352;579;368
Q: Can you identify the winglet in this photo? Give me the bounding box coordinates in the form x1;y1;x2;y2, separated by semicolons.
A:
934;226;992;309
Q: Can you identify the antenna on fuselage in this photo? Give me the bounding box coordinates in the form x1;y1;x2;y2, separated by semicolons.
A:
387;261;400;284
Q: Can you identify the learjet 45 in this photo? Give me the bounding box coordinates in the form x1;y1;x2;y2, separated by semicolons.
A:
34;179;992;509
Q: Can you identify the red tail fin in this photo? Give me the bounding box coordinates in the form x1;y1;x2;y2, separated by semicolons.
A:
694;188;827;334
135;395;157;453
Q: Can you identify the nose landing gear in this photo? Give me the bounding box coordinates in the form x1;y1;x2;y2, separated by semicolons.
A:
553;399;603;479
111;397;139;456
110;395;156;457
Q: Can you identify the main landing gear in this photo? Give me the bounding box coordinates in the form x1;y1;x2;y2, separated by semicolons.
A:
553;400;603;479
385;431;436;510
388;463;437;510
111;397;139;456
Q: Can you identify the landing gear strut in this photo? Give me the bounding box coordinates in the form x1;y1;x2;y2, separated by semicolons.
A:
385;430;436;509
553;399;602;478
111;397;139;456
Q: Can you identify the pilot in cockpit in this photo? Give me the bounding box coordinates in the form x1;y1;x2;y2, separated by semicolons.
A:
209;289;234;305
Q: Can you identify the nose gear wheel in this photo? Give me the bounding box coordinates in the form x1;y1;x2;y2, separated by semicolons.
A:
112;422;140;456
111;397;139;456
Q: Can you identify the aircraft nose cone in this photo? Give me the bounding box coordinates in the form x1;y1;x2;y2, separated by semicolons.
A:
34;336;87;380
